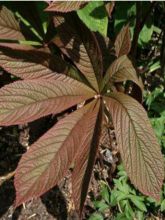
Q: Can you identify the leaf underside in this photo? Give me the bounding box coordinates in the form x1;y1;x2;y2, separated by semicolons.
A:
0;46;58;79
72;99;102;215
104;93;164;200
0;6;25;41
45;1;87;12
0;77;95;125
53;13;103;92
114;24;131;57
103;55;143;90
14;99;100;207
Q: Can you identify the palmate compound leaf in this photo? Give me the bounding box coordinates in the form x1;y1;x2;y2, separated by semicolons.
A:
45;1;87;12
72;99;102;215
14;99;100;207
52;13;103;92
0;77;95;126
114;24;131;57
104;92;164;200
0;6;25;41
101;55;143;92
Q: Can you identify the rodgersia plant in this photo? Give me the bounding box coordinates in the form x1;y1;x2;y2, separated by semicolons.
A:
0;2;164;218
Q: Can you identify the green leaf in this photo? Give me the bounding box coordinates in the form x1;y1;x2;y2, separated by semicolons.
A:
114;179;129;194
77;1;108;36
138;2;154;46
100;181;111;204
151;117;165;140
104;93;164;201
161;199;165;212
114;2;154;46
139;23;154;46
93;200;109;212
110;190;118;206
129;195;147;212
148;60;160;73
113;190;128;202
121;200;134;219
114;2;136;38
136;211;144;220
115;213;128;220
88;213;104;220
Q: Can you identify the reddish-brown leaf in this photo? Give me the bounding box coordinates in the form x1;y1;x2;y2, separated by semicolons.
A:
72;100;102;215
53;13;103;92
114;24;131;57
102;55;143;91
45;1;87;12
0;77;95;125
0;6;25;41
104;93;164;200
14;99;100;207
0;46;67;80
105;2;115;18
0;45;86;84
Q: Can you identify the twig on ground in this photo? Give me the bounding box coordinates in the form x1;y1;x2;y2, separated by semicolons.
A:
0;170;15;186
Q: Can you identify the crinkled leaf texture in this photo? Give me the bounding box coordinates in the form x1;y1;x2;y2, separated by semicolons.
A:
72;100;102;215
103;55;143;91
104;93;164;200
0;46;57;79
0;45;84;82
0;77;95;125
0;4;163;216
0;6;25;41
53;13;103;92
14;99;101;207
114;24;131;57
45;1;86;12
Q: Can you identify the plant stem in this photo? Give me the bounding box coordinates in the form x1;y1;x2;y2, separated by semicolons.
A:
0;170;15;186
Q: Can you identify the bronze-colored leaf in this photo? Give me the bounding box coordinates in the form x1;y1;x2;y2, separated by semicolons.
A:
72;99;102;215
53;13;103;92
45;1;87;12
105;2;115;18
14;100;99;207
0;45;71;79
0;77;95;125
0;46;56;79
104;93;164;200
114;24;131;57
0;6;25;41
102;55;143;91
